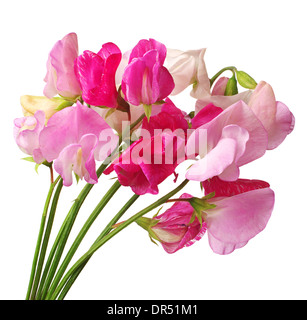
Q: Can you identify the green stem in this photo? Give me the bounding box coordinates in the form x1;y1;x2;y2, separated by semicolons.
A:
50;179;189;300
210;66;237;87
38;162;110;300
45;180;121;299
30;179;63;300
57;193;140;300
25;175;60;300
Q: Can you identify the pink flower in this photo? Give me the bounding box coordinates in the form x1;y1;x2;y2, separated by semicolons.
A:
145;177;274;255
44;33;81;99
186;100;268;182
248;81;295;150
39;102;118;186
150;193;206;254
121;39;174;106
74;42;122;108
202;176;275;254
104;99;188;195
141;98;189;136
104;132;185;195
14;110;45;163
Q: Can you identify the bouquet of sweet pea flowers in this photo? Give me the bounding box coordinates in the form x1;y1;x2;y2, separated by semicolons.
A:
14;33;295;300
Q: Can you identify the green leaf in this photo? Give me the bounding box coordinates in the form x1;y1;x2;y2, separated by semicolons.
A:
225;75;238;96
236;70;257;89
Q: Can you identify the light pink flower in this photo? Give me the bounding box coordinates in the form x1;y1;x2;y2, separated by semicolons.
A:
39;102;118;186
186;100;268;182
248;81;295;150
121;39;174;106
203;177;275;254
74;42;122;108
44;32;81;99
147;177;274;255
14;110;45;163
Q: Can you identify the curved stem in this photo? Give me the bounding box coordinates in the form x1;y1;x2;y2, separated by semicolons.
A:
210;66;237;87
25;175;60;300
57;193;140;300
50;179;189;300
45;180;121;299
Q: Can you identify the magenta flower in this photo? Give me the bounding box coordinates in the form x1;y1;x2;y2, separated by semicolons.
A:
44;33;81;99
150;193;206;254
104;99;188;195
74;42;122;108
14;110;45;163
186;100;268;182
121;39;174;106
39;102;118;186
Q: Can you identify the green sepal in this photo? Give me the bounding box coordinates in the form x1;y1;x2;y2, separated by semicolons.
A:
143;104;152;122
55;99;75;111
136;217;160;244
154;100;166;105
225;75;238;96
21;156;35;163
105;107;117;119
74;173;80;184
236;70;257;89
188;196;217;226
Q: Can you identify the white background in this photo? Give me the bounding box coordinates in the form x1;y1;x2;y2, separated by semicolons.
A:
0;0;306;300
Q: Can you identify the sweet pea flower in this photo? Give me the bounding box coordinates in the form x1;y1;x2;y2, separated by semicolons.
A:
14;110;45;163
165;48;211;99
39;102;118;186
121;39;174;107
141;177;274;255
248;81;295;150
44;33;81;100
142;193;207;254
186;100;268;182
74;42;122;108
104;99;188;195
202;176;274;254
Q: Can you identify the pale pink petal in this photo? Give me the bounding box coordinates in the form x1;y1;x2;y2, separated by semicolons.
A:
206;188;275;247
211;77;229;96
44;33;81;99
195;90;252;114
267;101;295;150
54;144;81;186
186;124;249;181
208;232;248;255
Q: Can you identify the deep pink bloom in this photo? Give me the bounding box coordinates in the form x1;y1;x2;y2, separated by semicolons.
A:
39;102;118;186
104;133;185;195
141;98;189;136
14;110;45;163
248;81;295;150
44;33;81;99
186;100;268;182
75;42;122;108
121;39;174;106
151;193;206;254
